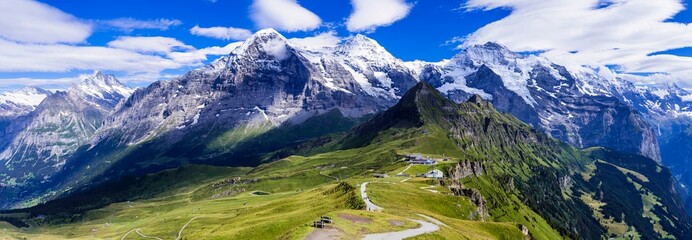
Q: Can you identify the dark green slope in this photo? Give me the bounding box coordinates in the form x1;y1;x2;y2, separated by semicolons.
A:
338;81;691;239
12;108;363;211
585;148;692;239
661;127;692;215
339;82;602;238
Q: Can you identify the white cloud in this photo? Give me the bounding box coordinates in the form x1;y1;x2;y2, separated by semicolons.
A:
263;38;289;60
288;31;342;51
0;38;242;87
167;42;243;64
107;36;194;54
0;76;82;91
99;18;182;32
250;0;322;32
346;0;413;32
0;41;242;91
190;25;253;40
0;0;92;43
461;0;692;85
0;38;181;74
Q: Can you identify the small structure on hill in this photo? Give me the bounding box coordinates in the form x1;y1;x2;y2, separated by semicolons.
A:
313;216;334;228
425;169;444;179
374;173;389;178
405;154;436;165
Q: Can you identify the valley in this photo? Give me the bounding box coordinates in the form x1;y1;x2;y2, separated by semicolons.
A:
1;83;689;239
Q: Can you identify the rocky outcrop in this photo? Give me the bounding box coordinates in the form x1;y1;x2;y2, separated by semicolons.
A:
447;160;488;221
448;160;485;180
558;175;572;191
449;181;489;221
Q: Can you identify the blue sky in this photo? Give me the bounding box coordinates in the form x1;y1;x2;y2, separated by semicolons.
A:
0;0;690;91
41;0;508;61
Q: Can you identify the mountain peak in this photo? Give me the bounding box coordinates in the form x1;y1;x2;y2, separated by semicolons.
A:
467;93;489;104
396;81;457;120
253;28;281;38
69;71;133;100
458;41;521;65
340;34;383;50
334;34;397;64
231;28;292;60
401;81;438;99
0;86;52;108
11;86;52;96
349;34;377;44
84;70;121;86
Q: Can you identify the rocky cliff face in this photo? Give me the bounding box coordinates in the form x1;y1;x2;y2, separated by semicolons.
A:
0;72;131;196
417;43;661;161
89;30;417;149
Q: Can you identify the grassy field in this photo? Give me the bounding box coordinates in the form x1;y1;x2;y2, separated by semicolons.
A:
0;127;533;239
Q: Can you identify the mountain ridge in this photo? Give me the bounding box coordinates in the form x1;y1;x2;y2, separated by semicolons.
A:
1;29;689;212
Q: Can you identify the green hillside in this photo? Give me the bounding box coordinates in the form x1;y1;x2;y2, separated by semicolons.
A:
1;82;689;239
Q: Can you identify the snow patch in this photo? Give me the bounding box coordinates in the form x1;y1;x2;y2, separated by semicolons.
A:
0;87;50;107
651;89;670;99
682;94;692;102
191;112;200;125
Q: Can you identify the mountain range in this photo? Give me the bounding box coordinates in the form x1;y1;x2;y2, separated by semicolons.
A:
0;29;691;217
2;81;690;239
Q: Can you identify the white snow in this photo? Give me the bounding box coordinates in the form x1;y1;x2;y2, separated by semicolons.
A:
191;112;200;125
253;106;269;120
71;71;134;100
651;89;670;99
682;94;692;102
0;87;50;107
435;67;493;99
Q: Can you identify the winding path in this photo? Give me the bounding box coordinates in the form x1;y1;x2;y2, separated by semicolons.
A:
399;164;412;175
175;216;199;240
362;218;440;240
360;182;383;212
320;171;339;181
121;229;137;240
136;229;164;240
359;181;447;239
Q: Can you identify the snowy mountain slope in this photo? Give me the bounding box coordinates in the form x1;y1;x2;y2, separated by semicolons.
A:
0;87;52;119
85;30;417;148
0;30;422;209
416;42;661;161
0;72;132;199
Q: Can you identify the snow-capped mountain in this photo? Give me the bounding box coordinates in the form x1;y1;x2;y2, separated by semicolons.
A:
415;42;661;161
86;30;417;148
0;29;421;209
623;82;692;136
3;29;688;209
73;70;134;109
0;72;132;204
0;87;52;119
